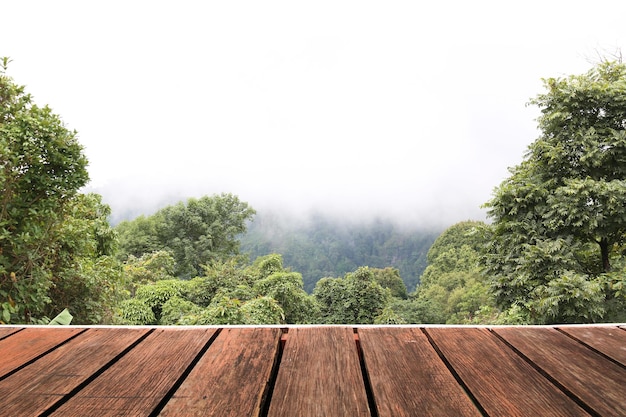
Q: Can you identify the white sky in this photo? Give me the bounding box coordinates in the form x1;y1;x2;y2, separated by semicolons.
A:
2;1;625;226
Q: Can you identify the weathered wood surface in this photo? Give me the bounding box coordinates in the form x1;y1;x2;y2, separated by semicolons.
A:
559;325;626;366
358;327;481;417
426;328;590;416
268;326;370;417
160;327;281;417
0;327;83;378
495;327;626;416
0;326;21;339
0;328;149;416
0;325;623;417
50;327;217;416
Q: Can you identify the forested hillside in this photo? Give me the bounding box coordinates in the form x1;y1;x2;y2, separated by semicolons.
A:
240;212;440;292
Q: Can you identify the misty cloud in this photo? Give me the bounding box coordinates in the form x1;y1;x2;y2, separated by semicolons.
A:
3;1;625;228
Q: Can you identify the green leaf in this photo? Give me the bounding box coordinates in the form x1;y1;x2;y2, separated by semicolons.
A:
2;306;11;323
49;308;73;325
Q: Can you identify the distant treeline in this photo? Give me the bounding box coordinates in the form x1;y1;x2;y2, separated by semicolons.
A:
240;213;440;292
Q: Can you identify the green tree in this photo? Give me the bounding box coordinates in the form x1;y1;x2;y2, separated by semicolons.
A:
248;253;319;323
193;296;244;325
0;61;117;323
313;266;388;324
118;253;320;325
240;296;284;324
123;250;176;296
183;257;255;307
43;193;125;324
160;296;201;325
370;267;408;299
117;194;255;278
484;60;626;323
134;279;185;322
253;271;318;323
412;221;495;324
115;215;161;260
115;298;156;325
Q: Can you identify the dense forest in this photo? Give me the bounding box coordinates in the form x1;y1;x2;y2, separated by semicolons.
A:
240;212;439;292
2;58;626;325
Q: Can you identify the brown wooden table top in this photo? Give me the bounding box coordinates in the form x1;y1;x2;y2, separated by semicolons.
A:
0;324;624;416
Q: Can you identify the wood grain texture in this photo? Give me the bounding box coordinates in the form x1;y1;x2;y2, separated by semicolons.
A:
3;325;624;416
268;327;370;417
558;325;626;366
0;327;83;378
495;327;626;416
160;327;281;417
0;327;22;340
426;328;589;417
0;328;149;416
358;327;481;417
49;328;217;417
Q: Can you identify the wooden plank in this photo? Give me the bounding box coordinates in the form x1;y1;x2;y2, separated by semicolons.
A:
50;327;217;417
426;328;589;417
0;327;22;340
0;328;149;416
358;327;481;417
268;327;370;417
559;326;626;366
160;327;281;416
495;327;626;416
0;327;83;378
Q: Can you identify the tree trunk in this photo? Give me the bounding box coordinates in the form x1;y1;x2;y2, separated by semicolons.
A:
599;237;611;272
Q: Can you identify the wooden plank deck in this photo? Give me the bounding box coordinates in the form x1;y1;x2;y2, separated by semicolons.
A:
268;327;370;417
0;325;624;416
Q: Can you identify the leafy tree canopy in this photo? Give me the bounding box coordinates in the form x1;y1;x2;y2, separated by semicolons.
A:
401;221;498;324
313;266;388;324
116;254;319;325
117;194;255;278
483;60;626;323
1;60;123;323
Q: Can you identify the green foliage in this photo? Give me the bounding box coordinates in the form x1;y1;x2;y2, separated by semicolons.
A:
186;257;255;306
48;308;73;325
425;221;486;264
313;266;388;324
135;279;185;321
531;271;606;323
157;194;255;277
116;194;255;278
0;65;126;323
123;250;176;296
410;221;495;324
484;60;626;323
116;298;156;325
240;296;284;324
373;306;407;324
254;253;285;278
253;271;318;323
0;64;90;322
194;296;244;325
42;194;126;324
115;215;161;260
370;267;408;299
160;296;201;325
118;253;319;324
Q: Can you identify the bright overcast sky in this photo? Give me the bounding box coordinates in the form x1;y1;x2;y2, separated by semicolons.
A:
2;1;625;226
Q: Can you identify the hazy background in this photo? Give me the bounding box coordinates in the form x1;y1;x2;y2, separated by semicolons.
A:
2;1;625;226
